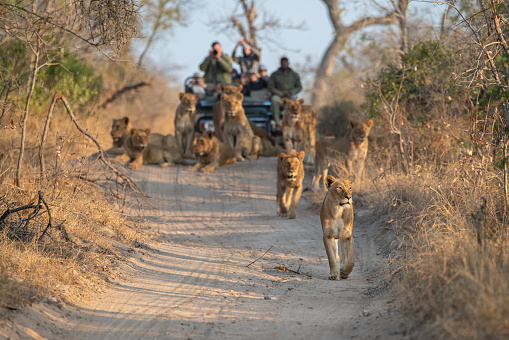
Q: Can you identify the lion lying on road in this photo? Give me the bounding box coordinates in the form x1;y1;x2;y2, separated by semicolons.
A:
189;131;236;174
114;128;151;170
320;175;354;280
312;119;373;191
277;150;305;219
113;127;183;170
175;92;199;156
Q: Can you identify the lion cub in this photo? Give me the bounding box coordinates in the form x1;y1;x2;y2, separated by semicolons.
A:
320;175;354;280
277;150;305;219
189;131;236;174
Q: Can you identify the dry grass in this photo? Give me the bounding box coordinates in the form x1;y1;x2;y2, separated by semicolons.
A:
0;111;146;308
368;155;509;339
311;117;509;339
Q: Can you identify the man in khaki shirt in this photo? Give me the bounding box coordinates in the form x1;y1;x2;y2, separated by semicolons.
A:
268;57;302;128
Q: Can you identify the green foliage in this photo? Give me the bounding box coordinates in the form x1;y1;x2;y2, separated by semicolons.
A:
34;51;103;112
0;40;30;86
366;40;463;122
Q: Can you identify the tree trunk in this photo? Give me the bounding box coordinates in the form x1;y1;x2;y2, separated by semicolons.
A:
15;49;39;187
311;35;349;108
138;26;159;67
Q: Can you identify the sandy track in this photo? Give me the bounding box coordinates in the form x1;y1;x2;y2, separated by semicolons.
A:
2;157;405;339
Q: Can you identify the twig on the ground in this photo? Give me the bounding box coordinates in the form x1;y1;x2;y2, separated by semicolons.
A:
246;245;273;267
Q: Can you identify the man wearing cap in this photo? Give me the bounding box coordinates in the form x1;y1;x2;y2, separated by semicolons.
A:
259;65;269;87
268;57;302;128
199;41;233;86
232;40;261;75
242;70;267;97
190;72;206;98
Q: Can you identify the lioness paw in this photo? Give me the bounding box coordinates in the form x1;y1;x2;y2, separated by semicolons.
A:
328;274;340;281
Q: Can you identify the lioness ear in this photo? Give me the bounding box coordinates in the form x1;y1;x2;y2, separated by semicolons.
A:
179;92;185;100
278;152;287;163
130;128;136;135
347;175;355;184
122;117;129;124
350;120;358;128
325;175;337;189
237;93;244;101
220;84;227;92
298;99;305;105
193;93;200;100
205;130;214;139
297;151;305;162
237;84;243;92
282;98;290;106
145;128;151;135
366;119;374;128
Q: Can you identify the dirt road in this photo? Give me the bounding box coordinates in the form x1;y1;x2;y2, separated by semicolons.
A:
2;157;405;339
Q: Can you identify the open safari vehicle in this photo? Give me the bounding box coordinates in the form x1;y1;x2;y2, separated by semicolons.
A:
184;77;276;136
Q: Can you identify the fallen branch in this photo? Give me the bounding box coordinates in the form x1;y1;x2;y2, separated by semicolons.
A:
99;79;153;109
0;191;71;243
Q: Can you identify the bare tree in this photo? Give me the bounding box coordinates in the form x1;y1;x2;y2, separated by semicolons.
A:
311;0;399;108
137;0;192;67
209;0;305;51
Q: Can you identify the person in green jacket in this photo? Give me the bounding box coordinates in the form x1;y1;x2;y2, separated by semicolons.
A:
199;41;233;90
268;57;302;128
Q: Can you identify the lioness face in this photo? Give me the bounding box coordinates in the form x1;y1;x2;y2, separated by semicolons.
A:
130;128;150;151
350;120;374;143
222;93;244;118
283;98;305;123
221;84;243;95
178;93;199;114
194;131;214;156
326;175;352;206
279;150;305;182
111;117;130;147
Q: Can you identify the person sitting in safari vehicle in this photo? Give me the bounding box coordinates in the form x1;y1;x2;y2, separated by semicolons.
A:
268;57;302;129
190;72;206;98
242;69;269;99
199;41;233;89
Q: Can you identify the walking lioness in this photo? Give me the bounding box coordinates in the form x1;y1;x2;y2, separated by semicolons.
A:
277;150;305;219
320;175;354;280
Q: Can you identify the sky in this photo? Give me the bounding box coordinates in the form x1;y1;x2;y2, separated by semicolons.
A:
134;0;442;87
